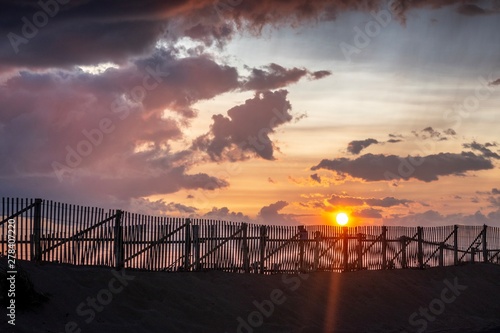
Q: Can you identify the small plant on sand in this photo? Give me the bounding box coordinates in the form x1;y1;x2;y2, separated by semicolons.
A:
0;258;49;311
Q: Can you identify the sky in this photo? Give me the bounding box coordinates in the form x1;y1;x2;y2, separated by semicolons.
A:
1;0;499;227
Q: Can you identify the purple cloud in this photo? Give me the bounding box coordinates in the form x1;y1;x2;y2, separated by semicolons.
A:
193;90;294;161
312;152;494;182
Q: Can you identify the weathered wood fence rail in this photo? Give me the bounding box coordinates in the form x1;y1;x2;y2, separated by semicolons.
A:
1;198;499;273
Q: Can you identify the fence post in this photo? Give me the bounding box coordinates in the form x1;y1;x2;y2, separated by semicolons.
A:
438;242;444;267
192;224;200;271
482;225;488;263
32;198;42;262
313;231;321;271
453;225;459;265
471;248;476;264
184;218;192;271
114;210;124;270
357;233;363;271
299;226;308;272
381;226;387;270
241;223;249;273
259;226;267;274
401;236;407;269
417;226;424;269
343;227;349;272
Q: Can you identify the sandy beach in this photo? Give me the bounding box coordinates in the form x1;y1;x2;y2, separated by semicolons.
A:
2;260;500;333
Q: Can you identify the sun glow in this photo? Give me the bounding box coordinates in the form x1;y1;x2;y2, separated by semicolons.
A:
336;212;349;226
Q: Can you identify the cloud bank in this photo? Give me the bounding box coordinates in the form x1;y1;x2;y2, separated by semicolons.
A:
312;152;494;182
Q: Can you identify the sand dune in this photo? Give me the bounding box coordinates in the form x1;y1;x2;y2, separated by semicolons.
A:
3;261;500;333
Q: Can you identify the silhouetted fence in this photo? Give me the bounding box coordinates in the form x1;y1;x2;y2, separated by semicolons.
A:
1;198;499;273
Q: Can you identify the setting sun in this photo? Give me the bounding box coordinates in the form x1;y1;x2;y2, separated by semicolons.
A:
336;212;349;226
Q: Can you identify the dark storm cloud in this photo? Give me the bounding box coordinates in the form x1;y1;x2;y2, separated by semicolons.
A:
311;152;494;182
490;78;500;86
463;141;500;159
493;188;500;195
0;0;254;67
347;138;379;155
193;90;294;161
0;0;481;68
226;0;487;30
243;63;331;91
0;1;175;67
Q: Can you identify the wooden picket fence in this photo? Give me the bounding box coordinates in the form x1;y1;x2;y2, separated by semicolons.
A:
1;198;499;273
